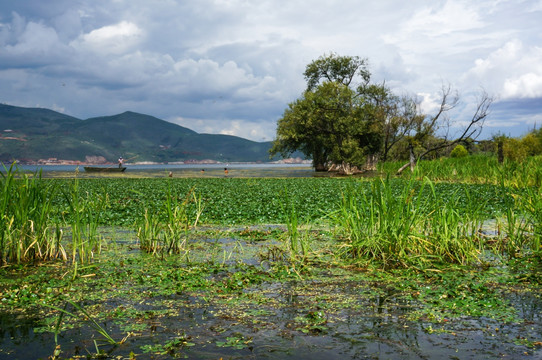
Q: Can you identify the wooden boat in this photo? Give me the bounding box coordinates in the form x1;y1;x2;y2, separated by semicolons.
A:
84;166;127;172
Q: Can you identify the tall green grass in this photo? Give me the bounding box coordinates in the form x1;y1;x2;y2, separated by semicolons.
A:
380;155;542;187
332;177;484;267
0;166;111;265
514;184;542;255
0;164;63;265
280;189;310;262
62;177;109;264
137;183;203;255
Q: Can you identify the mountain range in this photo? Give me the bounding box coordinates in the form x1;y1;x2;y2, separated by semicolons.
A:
0;104;282;164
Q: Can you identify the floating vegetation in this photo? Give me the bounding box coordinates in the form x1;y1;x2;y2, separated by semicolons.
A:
0;159;541;358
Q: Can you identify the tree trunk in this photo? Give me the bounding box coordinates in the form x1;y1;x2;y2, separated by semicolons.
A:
314;162;328;171
363;154;379;171
396;144;417;175
337;162;356;175
409;145;416;171
333;161;371;175
497;140;504;164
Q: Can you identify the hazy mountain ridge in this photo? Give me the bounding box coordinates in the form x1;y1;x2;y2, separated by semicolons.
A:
0;104;279;164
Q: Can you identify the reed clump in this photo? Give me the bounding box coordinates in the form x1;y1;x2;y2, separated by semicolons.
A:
280;189;310;263
0;164;64;265
61;176;110;264
137;184;203;255
332;177;485;268
379;155;542;187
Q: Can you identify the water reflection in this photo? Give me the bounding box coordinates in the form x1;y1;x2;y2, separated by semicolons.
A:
2;236;542;359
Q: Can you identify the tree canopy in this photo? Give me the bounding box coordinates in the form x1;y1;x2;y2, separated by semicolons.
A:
271;53;492;174
271;53;405;173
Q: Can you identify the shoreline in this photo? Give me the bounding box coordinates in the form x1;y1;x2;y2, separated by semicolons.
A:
6;157;311;166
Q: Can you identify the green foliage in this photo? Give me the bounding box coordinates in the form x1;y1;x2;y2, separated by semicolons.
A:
62;177;109;263
504;137;528;162
280;189;311;262
0;218;539;358
141;334;195;356
271;53;384;171
3;160;542;270
515;185;542;253
501;129;542;162
332;177;487;267
137;183;203;255
271;53;466;172
41;175;526;230
216;333;253;349
379;155;542;187
49;178;346;226
450;144;468;158
0;164;62;265
303;53;370;91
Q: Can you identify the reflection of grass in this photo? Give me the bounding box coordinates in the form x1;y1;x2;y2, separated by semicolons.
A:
52;300;118;344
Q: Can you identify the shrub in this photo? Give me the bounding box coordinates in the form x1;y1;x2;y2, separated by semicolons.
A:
504;138;527;162
450;144;468;158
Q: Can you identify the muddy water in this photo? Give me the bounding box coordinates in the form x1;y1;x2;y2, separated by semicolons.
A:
1;235;541;359
2;286;540;359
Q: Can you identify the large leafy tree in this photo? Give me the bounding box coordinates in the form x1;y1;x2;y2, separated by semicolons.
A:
272;53;492;173
270;53;384;173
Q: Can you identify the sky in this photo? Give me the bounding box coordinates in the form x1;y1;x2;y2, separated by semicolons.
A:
1;0;541;142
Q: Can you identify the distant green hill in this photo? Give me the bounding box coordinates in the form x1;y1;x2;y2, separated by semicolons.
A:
0;104;280;163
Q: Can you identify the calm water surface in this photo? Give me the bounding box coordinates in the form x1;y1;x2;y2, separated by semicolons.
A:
15;163;319;178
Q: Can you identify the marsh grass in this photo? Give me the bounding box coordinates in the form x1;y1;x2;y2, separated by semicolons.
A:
62;177;109;264
280;189;311;263
137;209;162;254
137;183;203;255
512;185;542;254
0;164;63;265
333;177;484;267
380;155;542;187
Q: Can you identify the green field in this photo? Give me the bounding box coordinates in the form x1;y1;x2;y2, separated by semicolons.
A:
1;158;541;359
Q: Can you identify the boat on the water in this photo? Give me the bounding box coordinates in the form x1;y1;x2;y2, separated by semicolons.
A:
83;166;127;172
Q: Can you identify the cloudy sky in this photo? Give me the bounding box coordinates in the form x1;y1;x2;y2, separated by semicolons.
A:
1;0;541;142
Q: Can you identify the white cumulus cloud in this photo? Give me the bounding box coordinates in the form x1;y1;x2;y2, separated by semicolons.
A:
468;39;542;99
71;21;143;54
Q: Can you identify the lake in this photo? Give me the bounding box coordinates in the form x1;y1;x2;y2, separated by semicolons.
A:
13;163;321;178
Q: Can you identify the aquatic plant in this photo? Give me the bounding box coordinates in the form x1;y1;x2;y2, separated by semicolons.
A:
137;184;203;255
140;334;195;356
0;164;62;265
137;208;162;254
515;184;542;254
45;299;121;349
62;176;109;264
333;177;484;267
379;155;542;187
280;188;310;262
216;333;253;350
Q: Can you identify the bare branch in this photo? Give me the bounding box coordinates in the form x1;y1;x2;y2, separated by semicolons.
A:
396;87;493;174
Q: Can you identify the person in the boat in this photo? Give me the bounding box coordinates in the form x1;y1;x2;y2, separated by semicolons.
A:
118;156;123;168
